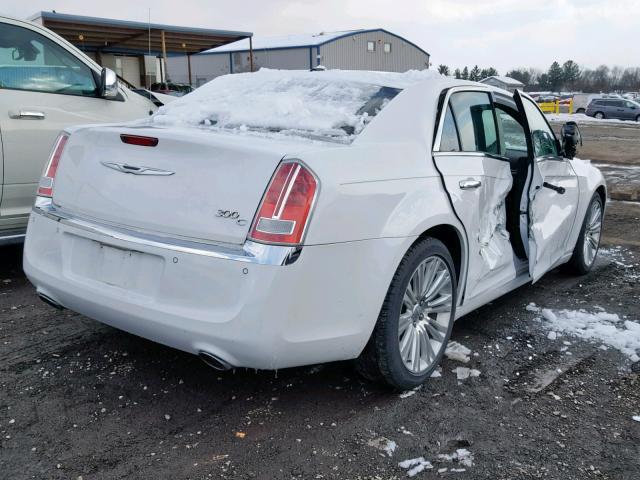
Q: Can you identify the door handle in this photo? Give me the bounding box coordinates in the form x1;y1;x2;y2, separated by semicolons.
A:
9;110;45;120
459;179;482;190
542;182;566;194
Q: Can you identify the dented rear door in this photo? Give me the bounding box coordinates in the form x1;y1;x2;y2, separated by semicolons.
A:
433;90;519;302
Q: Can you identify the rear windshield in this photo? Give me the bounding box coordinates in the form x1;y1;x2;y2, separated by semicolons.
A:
150;70;406;143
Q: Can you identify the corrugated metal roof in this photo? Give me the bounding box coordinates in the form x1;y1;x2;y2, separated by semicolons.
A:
204;30;362;53
30;11;252;38
203;28;429;57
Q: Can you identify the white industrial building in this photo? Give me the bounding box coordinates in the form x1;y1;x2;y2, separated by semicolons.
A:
479;75;524;92
168;28;430;87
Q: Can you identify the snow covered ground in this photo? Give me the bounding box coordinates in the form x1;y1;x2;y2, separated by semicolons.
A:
547;113;640;126
528;303;640;363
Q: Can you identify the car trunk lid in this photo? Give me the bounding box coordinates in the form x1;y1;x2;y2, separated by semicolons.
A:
53;126;303;245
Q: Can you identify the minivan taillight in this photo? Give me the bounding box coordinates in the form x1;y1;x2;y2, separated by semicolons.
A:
249;160;318;245
37;133;69;197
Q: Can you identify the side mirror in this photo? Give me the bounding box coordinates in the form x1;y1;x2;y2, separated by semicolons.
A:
100;67;119;98
560;121;582;159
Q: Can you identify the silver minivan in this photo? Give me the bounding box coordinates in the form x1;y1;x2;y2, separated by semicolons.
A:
585;98;640;121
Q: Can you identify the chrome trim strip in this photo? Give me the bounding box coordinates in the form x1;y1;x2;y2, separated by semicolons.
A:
0;233;26;246
32;199;301;266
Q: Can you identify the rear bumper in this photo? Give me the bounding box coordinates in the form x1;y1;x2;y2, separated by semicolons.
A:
24;200;408;369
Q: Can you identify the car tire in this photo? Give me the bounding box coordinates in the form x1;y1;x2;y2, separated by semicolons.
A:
594;112;605;119
636;114;640;122
356;237;457;390
565;194;604;275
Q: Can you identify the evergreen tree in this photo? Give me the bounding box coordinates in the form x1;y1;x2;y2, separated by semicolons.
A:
537;73;551;90
547;61;564;91
480;67;498;79
562;60;581;89
469;65;481;81
461;66;469;80
454;68;462;79
507;69;531;85
437;64;450;76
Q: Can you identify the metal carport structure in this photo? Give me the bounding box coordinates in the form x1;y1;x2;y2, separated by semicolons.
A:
30;11;252;87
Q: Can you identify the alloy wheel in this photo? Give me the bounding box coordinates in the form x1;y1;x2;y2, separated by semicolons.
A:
398;256;453;374
583;200;602;267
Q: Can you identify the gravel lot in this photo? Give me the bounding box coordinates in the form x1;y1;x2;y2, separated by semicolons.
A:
1;126;639;479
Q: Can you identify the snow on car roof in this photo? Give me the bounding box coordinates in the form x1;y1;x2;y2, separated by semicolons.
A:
150;68;443;143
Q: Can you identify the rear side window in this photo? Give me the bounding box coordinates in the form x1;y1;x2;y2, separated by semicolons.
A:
448;91;499;154
495;106;527;152
439;105;460;152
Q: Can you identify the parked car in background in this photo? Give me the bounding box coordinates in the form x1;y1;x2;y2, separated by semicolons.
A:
572;93;604;113
0;15;158;245
150;82;193;97
535;94;558;103
586;98;640;121
24;70;606;389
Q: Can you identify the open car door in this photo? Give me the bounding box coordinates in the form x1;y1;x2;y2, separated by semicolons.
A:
514;90;580;282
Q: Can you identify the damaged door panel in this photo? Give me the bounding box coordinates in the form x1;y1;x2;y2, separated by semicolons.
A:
528;158;580;281
433;154;518;300
516;94;580;282
433;90;519;301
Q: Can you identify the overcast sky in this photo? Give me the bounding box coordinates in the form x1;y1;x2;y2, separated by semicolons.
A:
3;0;637;73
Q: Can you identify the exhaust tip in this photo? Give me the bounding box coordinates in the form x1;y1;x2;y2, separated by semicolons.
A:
38;293;64;310
198;351;232;371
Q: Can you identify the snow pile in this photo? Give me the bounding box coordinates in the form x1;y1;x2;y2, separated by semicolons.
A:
547;113;640;126
398;457;433;477
539;308;640;362
399;385;422;399
399;449;474;476
367;436;397;457
437;448;475;468
453;367;481;381
445;341;472;363
149;69;440;142
384;440;398;457
526;302;541;312
633;416;640;422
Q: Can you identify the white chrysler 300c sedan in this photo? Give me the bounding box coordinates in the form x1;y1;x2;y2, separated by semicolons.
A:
24;70;606;389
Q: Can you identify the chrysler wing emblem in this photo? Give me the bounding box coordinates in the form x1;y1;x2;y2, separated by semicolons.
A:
101;161;175;176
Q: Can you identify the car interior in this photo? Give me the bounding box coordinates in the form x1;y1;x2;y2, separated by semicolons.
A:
492;96;532;260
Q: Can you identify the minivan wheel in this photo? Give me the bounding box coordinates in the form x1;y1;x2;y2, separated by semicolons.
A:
356;238;457;390
636;114;640;122
565;194;603;275
594;112;605;119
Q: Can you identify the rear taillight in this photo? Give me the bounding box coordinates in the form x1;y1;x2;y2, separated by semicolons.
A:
37;133;69;197
249;160;318;245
